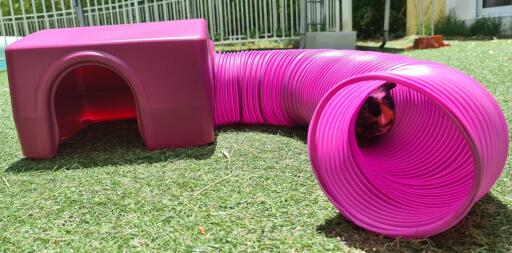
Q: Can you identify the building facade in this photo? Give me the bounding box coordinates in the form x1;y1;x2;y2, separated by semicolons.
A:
407;0;512;35
447;0;512;34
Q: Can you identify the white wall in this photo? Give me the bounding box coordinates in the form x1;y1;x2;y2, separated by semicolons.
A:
0;36;19;48
446;0;512;35
446;0;477;20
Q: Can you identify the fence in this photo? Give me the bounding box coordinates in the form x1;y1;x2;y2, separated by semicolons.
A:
1;0;352;40
0;0;351;67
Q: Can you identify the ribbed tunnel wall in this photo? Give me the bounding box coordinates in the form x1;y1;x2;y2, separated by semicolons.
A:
213;50;509;238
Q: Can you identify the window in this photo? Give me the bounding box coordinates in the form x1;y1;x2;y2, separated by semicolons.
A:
483;0;512;8
478;0;512;16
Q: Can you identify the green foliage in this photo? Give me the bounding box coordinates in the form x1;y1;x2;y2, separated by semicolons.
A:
1;0;130;17
353;0;406;39
435;10;469;37
436;11;503;37
469;17;502;36
1;0;68;16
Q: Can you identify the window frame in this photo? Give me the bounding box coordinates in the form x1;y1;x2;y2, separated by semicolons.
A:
477;0;512;17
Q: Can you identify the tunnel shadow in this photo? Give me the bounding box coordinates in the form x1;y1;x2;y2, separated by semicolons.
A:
317;194;512;252
5;121;307;173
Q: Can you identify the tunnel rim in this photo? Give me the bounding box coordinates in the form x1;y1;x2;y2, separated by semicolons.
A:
307;70;481;238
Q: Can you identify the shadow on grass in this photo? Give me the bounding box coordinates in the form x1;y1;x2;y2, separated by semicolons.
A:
5;120;216;172
317;194;512;252
5;120;307;173
215;124;307;144
356;45;407;54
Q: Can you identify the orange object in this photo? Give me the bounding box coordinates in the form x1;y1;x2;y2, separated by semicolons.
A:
411;35;449;49
198;227;206;235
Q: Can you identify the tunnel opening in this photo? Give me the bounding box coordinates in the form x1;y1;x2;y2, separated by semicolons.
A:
53;64;137;140
309;80;478;237
352;85;475;228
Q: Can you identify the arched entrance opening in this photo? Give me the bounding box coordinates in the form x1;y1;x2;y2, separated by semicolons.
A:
53;64;137;140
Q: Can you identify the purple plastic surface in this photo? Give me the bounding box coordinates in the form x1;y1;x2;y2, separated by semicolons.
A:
213;49;509;238
6;20;215;158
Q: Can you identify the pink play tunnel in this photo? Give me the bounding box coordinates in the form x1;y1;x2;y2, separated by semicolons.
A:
213;50;509;238
6;21;508;239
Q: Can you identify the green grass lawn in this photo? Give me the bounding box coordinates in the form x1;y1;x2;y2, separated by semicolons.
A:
0;39;511;252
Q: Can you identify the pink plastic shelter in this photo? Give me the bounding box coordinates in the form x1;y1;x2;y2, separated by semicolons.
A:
6;19;215;159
